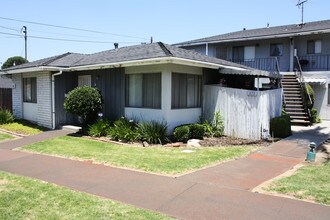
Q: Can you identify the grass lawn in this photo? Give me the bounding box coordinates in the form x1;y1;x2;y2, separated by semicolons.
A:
0;171;169;220
0;120;46;136
0;132;15;142
266;163;330;205
21;135;257;175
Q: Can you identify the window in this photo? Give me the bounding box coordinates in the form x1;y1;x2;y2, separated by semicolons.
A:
307;40;322;54
172;73;202;109
232;46;255;60
23;77;37;103
78;75;91;87
232;46;244;60
270;44;283;56
125;73;161;109
215;46;227;60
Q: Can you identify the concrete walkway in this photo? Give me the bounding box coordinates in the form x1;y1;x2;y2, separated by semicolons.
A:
0;123;330;219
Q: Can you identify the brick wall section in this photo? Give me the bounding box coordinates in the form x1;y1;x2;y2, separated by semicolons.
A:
12;74;23;118
37;72;52;128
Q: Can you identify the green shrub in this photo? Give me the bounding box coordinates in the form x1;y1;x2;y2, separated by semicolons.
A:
270;114;292;138
303;83;314;109
137;120;168;144
107;118;138;142
203;111;224;137
64;86;103;125
88;119;112;137
174;123;205;142
0;109;14;124
189;124;205;140
311;108;321;124
173;125;190;142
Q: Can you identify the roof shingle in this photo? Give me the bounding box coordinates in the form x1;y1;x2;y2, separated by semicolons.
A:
175;19;330;46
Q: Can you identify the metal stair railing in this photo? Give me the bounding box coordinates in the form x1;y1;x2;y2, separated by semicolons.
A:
295;56;312;124
276;57;286;108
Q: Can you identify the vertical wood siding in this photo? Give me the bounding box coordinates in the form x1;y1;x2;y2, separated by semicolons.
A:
0;88;12;111
203;85;282;140
54;68;125;127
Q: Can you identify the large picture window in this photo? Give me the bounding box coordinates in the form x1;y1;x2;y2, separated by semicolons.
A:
23;77;37;103
125;73;161;109
172;73;202;109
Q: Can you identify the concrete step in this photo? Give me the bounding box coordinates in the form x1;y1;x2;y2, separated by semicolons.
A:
285;97;302;100
61;125;82;133
285;100;303;105
285;104;304;108
284;108;306;112
283;87;300;91
290;115;310;120
291;119;311;125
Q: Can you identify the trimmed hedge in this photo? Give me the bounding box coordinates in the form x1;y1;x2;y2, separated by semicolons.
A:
189;124;205;140
173;124;205;142
270;114;292;138
64;86;103;125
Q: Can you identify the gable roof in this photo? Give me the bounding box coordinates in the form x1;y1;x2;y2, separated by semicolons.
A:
175;20;330;46
0;42;274;77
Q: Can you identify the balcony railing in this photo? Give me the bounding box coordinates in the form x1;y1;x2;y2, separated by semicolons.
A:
229;58;278;72
297;54;330;71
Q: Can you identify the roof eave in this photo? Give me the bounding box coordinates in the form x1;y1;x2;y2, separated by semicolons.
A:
1;56;271;78
176;29;330;47
1;66;67;74
70;57;248;72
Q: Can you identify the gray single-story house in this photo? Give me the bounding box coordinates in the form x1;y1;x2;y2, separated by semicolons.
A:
0;42;282;139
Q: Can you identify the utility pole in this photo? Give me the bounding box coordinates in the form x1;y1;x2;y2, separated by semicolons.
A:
22;26;27;60
297;0;308;25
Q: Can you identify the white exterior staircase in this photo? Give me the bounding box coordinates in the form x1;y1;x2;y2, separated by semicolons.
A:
282;74;311;125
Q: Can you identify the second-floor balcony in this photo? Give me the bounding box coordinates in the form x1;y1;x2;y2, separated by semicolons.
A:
297;54;330;71
229;58;278;72
229;55;330;73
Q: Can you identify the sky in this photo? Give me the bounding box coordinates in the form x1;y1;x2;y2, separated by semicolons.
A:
0;0;329;64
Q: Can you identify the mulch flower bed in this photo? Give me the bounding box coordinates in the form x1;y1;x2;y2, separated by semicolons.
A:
199;136;273;147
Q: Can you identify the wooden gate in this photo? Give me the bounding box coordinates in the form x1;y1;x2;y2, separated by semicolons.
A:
0;88;12;112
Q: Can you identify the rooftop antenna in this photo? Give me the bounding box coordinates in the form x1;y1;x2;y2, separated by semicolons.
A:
297;0;308;25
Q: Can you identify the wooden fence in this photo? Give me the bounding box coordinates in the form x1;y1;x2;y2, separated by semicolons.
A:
0;88;13;112
203;85;282;140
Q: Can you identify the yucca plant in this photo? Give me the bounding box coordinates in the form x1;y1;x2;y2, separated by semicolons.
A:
0;109;14;124
88;119;112;137
107;117;139;142
137;120;168;144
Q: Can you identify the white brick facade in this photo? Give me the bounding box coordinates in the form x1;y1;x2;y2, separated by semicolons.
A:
12;74;23;118
37;72;52;128
12;72;53;129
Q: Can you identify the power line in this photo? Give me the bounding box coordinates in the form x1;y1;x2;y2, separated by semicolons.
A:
0;25;20;32
0;16;149;40
29;29;114;40
0;31;141;44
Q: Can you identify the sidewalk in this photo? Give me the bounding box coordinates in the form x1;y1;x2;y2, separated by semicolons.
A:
0;124;330;219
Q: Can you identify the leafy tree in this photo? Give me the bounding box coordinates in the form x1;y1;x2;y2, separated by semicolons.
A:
64;86;103;125
1;56;28;69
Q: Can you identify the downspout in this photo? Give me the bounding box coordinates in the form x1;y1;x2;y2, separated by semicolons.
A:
51;69;63;129
205;43;209;56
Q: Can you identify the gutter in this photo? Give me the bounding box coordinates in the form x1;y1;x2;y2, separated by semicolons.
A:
69;57;248;72
51;69;63;129
175;29;330;47
1;66;69;75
